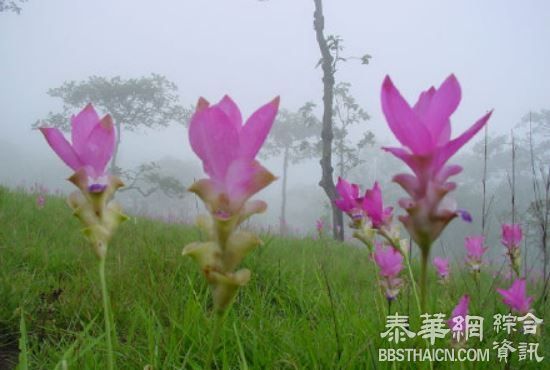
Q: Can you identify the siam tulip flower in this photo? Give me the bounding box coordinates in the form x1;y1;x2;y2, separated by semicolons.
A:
183;95;279;314
363;181;393;230
497;279;533;314
501;223;523;248
316;219;324;232
335;177;363;221
39;103;127;258
433;256;450;281
187;95;278;220
39;103;126;370
40;103;115;193
448;295;470;341
373;243;404;300
380;74;492;308
501;223;522;277
464;235;488;272
36;194;45;209
335;178;394;250
316;218;324;238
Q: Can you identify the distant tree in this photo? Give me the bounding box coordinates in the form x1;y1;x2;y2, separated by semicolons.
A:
522;110;550;302
35;74;189;172
332;82;373;178
521;110;550;161
313;0;370;240
0;0;27;14
261;103;321;234
119;162;187;199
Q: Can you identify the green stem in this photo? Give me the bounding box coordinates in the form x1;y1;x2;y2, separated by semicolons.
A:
205;310;228;369
379;231;421;314
403;251;422;314
99;258;115;370
420;247;430;313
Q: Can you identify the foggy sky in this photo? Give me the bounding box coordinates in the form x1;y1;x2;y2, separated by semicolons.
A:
1;0;549;188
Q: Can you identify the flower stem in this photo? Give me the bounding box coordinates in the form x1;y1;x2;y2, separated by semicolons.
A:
420;246;430;312
403;251;421;314
205;310;228;369
379;231;421;314
99;258;115;370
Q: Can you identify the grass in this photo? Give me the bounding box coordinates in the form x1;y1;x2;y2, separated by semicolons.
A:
0;188;548;369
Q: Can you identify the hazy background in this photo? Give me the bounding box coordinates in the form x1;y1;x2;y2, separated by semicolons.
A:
1;0;549;268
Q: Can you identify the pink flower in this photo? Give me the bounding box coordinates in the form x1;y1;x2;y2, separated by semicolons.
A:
36;194;45;209
373;243;404;300
464;235;487;271
433;256;450;279
39;104;115;192
316;219;324;233
363;182;393;229
188;96;279;217
497;279;533;314
374;243;404;277
334;177;363;219
381;75;492;249
501;223;522;250
448;295;470;331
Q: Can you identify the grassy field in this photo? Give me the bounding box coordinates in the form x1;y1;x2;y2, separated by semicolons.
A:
0;188;548;369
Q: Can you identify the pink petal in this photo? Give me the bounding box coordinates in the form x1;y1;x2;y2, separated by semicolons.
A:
216;95;242;129
413;87;436;117
423;75;461;146
382;147;421;176
189;105;240;181
436;111;492;170
196;97;210;112
71;103;101;157
381;76;433;154
78;115;115;177
335;177;358;212
225;159;276;207
436;164;463;182
238;97;280;160
188;178;224;213
393;173;420;198
496;288;514;304
336;177;353;198
40;127;82;171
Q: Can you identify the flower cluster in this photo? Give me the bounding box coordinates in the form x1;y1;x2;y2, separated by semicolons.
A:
497;279;533;315
373;243;404;301
433;256;450;282
464;235;488;273
502;223;523;277
182;96;279;313
335;178;398;250
381;75;491;253
40;104;127;259
448;295;470;340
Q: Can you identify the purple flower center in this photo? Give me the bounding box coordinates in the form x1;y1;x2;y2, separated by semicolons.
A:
88;183;107;193
457;209;472;223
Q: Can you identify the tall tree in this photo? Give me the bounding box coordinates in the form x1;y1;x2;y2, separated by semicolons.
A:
0;0;27;14
35;74;189;173
313;0;341;240
522;110;550;302
313;0;370;240
262;103;320;234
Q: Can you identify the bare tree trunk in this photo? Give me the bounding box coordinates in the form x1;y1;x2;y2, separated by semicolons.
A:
481;125;488;235
528;115;550;303
313;0;344;241
280;146;289;235
338;138;345;178
111;121;122;174
511;131;516;224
